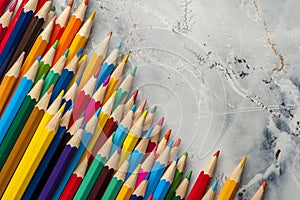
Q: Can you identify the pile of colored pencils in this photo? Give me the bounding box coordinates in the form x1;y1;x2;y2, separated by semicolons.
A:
0;0;268;199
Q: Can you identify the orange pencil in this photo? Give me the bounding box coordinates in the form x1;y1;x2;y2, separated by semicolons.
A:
52;0;88;65
46;0;74;52
0;52;24;116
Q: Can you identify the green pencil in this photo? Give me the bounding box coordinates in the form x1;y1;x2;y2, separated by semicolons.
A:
102;155;131;200
74;133;114;200
165;152;188;200
172;170;192;200
0;77;44;169
41;49;69;97
35;40;58;83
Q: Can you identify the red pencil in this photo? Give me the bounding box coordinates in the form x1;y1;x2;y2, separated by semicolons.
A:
146;117;164;154
0;0;12;16
187;150;220;200
0;0;17;41
123;89;138;116
60;156;88;200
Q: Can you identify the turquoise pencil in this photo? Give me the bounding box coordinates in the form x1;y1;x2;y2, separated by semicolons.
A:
0;56;40;143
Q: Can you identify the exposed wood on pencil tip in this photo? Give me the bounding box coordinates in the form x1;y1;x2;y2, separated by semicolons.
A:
107;30;112;36
9;0;18;11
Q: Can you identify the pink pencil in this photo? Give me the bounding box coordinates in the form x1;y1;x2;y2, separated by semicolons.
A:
0;0;17;41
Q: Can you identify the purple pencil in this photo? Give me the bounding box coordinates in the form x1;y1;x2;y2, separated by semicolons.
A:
38;125;84;199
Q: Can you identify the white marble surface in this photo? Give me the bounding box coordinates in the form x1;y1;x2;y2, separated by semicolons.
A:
54;0;300;199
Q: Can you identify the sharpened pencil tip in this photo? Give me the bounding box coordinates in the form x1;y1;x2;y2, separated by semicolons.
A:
89;11;96;19
81;121;87;128
77;48;83;57
148;194;153;200
69;104;74;110
60;102;66;113
174;156;179;163
47;85;54;93
140;99;147;110
53;40;59;49
214;150;220;158
107;30;113;36
133;89;138;102
81;54;87;61
173;138;181;146
68;0;74;7
95;107;101;117
142;110;148;118
150;105;157;113
84;0;89;5
145;127;153;138
121;95;128;104
186;170;192;180
17;52;26;62
165;129;171;140
158;117;164;126
240;156;247;168
183;152;188;157
64;49;70;57
103;75;110;86
51;6;56;11
122;51;131;63
168;140;174;148
131;104;136;112
76;74;83;85
37;56;42;62
40;74;46;80
117;144;123;153
262;181;267;190
116;41;122;49
212;179;218;191
58;90;65;97
126;154;131;162
9;0;18;11
130;66;137;76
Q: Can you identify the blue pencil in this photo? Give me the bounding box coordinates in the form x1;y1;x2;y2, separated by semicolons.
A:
153;157;178;200
126;127;153;180
0;57;40;144
23;105;74;199
50;48;82;104
39;124;85;199
0;0;38;79
95;41;121;90
52;108;101;199
144;140;173;199
110;104;136;157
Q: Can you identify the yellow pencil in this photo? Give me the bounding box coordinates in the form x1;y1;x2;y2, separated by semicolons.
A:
78;31;112;93
103;52;130;104
2;104;65;199
218;156;247;200
66;11;95;65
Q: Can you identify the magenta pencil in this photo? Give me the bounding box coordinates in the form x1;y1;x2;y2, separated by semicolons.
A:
0;0;17;41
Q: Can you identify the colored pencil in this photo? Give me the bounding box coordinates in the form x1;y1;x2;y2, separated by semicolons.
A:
155;129;172;160
35;39;58;82
0;84;52;197
53;0;88;65
91;96;126;158
83;74;110;122
60;156;89;200
40;5;55;32
72;66;100;123
0;0;28;53
87;145;122;200
2;103;65;199
50;48;82;104
0;57;39;144
0;0;38;79
124;89;138;115
126;128;152;180
46;0;74;52
0;52;24;115
217;156;247;200
8;1;52;68
133;99;147;123
20;15;55;78
251;181;267;200
153;157;178;200
95;41;121;90
36;0;47;13
39;126;84;199
52;108;100;199
169;138;181;163
0;0;13;16
116;164;141;200
113;66;137;110
103;51;130;103
62;76;80;112
0;77;43;169
130;174;149;200
188;150;220;200
67;53;87;90
166;152;188;200
148;194;154;200
146;117;164;154
41;48;69;96
201;179;218;200
172;170;193;200
145;140;173;199
143;105;157;131
0;0;17;41
78;31;111;92
110;104;136;157
82;91;116;163
102;155;131;200
136;146;157;188
119;110;148;167
66;11;95;65
74;132;114;200
24;105;74;199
